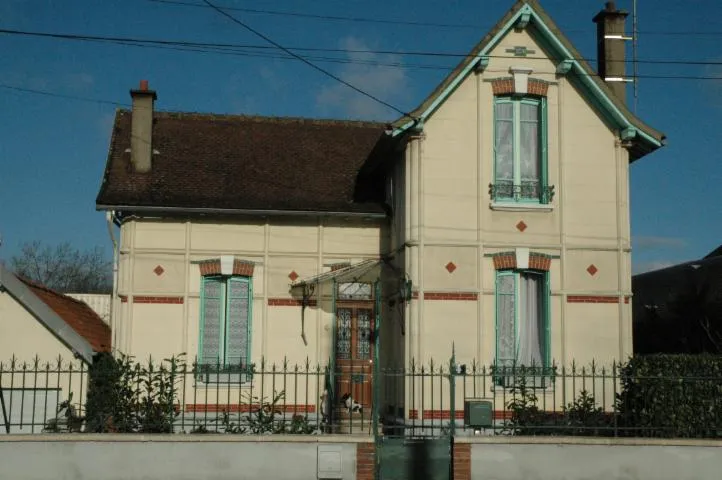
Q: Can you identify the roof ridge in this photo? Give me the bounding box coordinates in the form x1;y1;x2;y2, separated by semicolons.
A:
115;108;390;127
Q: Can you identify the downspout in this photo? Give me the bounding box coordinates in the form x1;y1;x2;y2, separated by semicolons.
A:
106;210;119;353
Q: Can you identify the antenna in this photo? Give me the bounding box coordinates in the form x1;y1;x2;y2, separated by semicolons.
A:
632;0;639;113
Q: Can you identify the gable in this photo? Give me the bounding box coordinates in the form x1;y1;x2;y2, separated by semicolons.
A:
392;0;665;161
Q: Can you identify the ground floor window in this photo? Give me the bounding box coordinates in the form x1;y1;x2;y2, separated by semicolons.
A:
495;270;550;376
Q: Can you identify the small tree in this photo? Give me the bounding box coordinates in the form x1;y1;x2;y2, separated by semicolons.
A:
11;240;112;293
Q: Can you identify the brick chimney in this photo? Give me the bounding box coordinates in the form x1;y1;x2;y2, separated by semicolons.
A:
129;80;157;173
593;2;629;103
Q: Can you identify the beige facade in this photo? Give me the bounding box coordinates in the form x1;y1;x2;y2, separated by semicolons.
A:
101;1;664;419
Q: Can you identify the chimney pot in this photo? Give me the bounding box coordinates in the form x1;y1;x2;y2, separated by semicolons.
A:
593;2;629;104
139;79;149;91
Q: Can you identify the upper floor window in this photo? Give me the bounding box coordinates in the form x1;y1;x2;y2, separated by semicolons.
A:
199;275;251;370
492;96;551;204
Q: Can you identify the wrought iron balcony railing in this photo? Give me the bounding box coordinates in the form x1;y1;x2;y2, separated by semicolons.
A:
489;181;555;204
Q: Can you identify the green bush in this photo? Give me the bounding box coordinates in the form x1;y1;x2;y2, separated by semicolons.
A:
616;355;722;438
85;352;184;433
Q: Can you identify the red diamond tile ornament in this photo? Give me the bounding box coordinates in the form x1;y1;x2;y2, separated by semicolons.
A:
516;221;528;232
587;264;598;276
445;262;457;273
153;265;165;276
288;271;299;281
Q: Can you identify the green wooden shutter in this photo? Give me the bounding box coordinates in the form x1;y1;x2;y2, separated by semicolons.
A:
225;277;251;367
495;271;516;368
540;97;549;204
200;277;224;366
543;271;551;368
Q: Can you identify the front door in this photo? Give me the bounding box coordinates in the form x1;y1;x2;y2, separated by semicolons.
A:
335;304;374;411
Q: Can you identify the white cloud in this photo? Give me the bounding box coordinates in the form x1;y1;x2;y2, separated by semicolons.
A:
316;37;409;120
633;235;686;250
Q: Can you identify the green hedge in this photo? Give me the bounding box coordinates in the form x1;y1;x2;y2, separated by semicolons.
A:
617;355;722;438
507;355;722;438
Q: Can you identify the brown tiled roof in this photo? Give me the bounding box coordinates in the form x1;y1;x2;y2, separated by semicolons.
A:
17;278;111;353
96;111;394;215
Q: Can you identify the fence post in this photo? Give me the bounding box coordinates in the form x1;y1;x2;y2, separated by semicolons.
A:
449;348;456;437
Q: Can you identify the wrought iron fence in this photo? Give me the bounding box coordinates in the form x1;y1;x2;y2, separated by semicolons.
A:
2;355;721;438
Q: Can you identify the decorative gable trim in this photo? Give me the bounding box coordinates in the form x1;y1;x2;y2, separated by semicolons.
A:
492;251;552;271
199;258;255;277
391;0;665;160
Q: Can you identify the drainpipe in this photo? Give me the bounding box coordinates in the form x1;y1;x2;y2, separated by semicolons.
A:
106;210;119;352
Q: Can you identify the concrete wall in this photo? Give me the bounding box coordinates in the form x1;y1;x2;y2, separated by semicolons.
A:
457;437;722;480
0;435;368;480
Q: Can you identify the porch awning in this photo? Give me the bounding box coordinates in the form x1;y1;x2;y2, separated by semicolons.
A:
291;259;381;289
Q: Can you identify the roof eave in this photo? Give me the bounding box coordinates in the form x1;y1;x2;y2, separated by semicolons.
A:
96;204;388;219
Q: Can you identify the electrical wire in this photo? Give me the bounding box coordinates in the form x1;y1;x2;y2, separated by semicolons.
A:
0;83;129;107
199;0;415;120
146;0;722;37
3;28;722;67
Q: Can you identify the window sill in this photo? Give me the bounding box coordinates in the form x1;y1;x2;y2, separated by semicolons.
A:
490;202;554;212
195;372;253;385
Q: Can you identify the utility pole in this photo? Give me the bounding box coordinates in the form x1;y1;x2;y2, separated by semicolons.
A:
633;0;639;113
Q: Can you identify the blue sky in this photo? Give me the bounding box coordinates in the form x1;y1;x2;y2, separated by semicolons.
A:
0;0;720;273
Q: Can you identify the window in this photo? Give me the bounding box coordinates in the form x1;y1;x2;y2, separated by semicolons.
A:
493;96;550;204
495;270;551;386
199;275;251;375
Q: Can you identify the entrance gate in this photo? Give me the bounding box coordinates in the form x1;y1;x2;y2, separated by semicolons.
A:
375;356;457;480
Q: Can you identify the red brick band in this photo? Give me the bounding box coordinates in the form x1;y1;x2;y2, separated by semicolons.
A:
356;443;376;480
409;409;512;420
410;291;478;301
199;259;255;276
132;296;184;304
186;403;315;414
267;298;318;307
492;77;549;96
567;295;631;304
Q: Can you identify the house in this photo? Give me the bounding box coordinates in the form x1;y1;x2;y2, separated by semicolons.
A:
95;1;664;419
632;246;722;354
0;263;110;433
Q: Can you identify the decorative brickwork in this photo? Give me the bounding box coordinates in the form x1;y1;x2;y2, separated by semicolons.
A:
492;77;549;96
529;253;552;271
567;295;631;304
356;443;376;480
493;252;517;270
199;258;255;276
453;443;471;480
267;298;317;307
493;252;551;271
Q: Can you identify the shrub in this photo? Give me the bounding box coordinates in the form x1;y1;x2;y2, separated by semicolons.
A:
85;352;184;433
616;355;722;438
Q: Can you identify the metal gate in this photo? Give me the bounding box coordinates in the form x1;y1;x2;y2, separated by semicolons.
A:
375;355;457;480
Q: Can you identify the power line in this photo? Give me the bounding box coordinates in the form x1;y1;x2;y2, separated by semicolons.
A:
147;0;722;37
199;0;414;120
3;28;722;67
0;83;128;106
